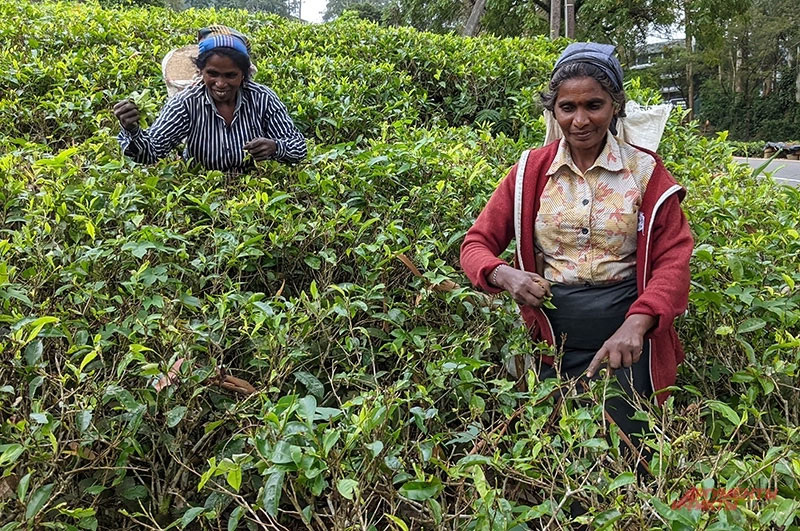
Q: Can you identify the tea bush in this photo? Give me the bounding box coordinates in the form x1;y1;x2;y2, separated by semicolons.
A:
729;141;765;158
0;1;561;147
0;1;798;530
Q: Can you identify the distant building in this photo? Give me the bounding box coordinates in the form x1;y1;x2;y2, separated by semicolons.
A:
630;39;687;107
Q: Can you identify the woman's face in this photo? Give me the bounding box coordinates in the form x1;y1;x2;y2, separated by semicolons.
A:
554;76;615;159
201;54;244;105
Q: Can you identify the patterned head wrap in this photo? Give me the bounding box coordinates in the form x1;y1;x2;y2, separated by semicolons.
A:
197;25;251;57
552;42;624;92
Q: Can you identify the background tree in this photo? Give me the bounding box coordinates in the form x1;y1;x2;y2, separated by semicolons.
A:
184;0;300;17
381;0;465;32
696;0;800;138
376;0;678;43
324;0;388;21
574;0;674;61
672;0;748;118
474;0;677;43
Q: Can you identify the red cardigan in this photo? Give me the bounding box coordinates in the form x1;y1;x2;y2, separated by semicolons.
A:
460;141;693;404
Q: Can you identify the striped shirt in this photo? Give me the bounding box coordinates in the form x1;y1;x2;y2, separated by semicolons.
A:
118;81;306;170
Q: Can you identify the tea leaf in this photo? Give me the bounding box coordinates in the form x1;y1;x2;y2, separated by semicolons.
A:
262;469;284;516
180;507;205;528
398;479;441;501
294;371;324;398
385;515;410;531
607;472;635;491
227;506;244;531
166;406;187;428
738;318;766;333
76;410;92;433
707;400;741;426
25;483;54;520
336;478;358;500
226;466;242;493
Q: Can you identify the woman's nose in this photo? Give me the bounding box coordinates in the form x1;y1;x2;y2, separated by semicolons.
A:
574;108;589;126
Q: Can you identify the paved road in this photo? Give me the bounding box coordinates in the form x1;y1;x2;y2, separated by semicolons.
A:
733;156;800;187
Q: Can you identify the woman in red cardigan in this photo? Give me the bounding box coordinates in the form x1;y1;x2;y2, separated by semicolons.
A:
460;42;693;442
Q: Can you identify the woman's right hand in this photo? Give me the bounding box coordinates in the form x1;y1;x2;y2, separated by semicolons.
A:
492;265;551;307
113;100;141;133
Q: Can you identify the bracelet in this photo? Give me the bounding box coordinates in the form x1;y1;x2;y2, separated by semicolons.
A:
491;264;505;287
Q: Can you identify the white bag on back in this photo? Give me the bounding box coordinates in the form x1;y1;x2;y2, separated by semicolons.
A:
162;45;201;98
616;101;672;152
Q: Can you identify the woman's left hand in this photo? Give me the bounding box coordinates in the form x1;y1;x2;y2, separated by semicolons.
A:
586;314;657;377
243;137;277;161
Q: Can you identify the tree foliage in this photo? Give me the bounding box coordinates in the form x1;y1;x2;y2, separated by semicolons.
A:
324;0;387;21
184;0;300;17
679;0;800;139
345;0;678;52
381;0;466;32
574;0;674;58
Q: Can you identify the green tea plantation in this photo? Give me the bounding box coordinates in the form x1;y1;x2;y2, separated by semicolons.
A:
1;1;799;529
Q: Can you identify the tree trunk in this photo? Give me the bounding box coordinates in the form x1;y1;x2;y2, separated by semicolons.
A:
796;46;800;103
735;46;744;93
686;56;694;118
550;0;561;40
684;0;693;119
564;0;575;39
463;0;487;36
729;48;736;92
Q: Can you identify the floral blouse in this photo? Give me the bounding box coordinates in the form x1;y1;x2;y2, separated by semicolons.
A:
535;133;655;285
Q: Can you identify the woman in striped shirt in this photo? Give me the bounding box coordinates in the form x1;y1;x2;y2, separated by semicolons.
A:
113;30;306;171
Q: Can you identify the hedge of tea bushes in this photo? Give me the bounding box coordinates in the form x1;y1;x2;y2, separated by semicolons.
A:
0;0;561;147
1;1;799;530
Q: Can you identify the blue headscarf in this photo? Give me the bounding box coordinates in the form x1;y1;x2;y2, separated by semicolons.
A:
552;42;624;92
198;34;249;58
